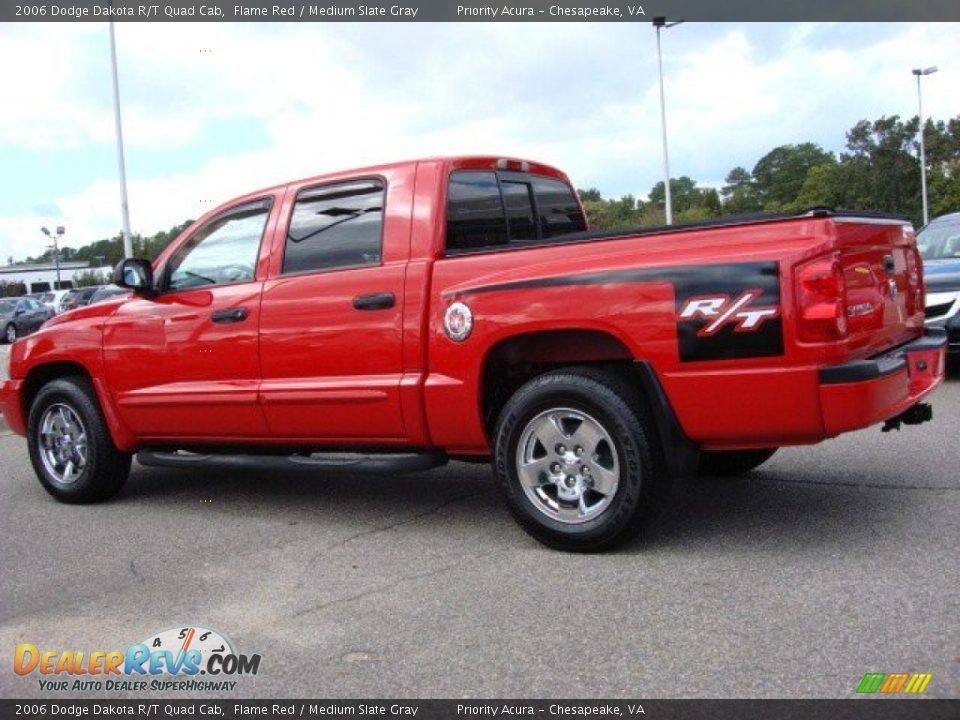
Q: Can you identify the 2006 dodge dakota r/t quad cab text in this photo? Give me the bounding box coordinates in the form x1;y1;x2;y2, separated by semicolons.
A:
0;157;948;550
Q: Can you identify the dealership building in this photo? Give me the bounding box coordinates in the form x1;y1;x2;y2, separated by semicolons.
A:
0;261;110;294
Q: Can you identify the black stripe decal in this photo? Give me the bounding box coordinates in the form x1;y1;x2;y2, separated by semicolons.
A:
445;261;784;361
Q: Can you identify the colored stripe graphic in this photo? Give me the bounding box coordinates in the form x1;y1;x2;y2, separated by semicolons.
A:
904;673;933;694
857;672;932;694
857;673;886;693
880;673;909;693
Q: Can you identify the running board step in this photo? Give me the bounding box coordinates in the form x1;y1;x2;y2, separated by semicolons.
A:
136;449;448;474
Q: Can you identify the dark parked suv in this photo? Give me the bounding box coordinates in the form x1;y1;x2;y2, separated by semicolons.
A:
60;286;101;312
919;212;960;354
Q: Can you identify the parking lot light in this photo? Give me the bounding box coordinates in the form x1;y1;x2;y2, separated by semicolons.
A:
912;65;938;226
653;16;684;225
40;226;64;289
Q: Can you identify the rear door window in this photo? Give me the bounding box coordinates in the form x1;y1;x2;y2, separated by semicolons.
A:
283;179;385;275
445;170;586;252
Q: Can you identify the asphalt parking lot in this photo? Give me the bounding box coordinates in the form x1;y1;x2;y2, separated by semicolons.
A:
0;342;957;699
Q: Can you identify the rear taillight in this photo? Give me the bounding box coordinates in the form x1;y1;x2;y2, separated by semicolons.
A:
796;255;848;342
905;245;924;316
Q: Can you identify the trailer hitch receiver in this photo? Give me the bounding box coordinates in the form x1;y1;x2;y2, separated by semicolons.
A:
881;403;933;432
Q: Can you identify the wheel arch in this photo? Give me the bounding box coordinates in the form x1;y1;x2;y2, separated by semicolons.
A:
21;361;92;417
21;360;136;452
479;328;634;435
478;329;698;478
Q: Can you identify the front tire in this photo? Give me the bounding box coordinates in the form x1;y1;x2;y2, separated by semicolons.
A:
27;377;131;503
3;323;15;344
698;448;777;477
494;368;668;552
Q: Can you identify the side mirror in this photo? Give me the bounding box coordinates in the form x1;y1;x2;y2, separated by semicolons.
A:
114;258;155;294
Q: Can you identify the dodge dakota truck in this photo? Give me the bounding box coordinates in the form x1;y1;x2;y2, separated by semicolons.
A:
0;156;947;550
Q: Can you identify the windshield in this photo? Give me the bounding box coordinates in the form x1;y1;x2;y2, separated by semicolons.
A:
917;219;960;261
0;299;16;313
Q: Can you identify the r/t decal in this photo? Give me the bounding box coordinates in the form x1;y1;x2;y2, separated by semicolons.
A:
679;289;780;336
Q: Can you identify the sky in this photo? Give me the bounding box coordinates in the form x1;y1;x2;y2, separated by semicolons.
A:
0;21;957;262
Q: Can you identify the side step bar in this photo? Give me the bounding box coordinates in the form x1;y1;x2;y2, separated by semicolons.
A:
137;448;449;474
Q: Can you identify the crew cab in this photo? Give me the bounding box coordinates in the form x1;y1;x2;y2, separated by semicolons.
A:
0;157;947;550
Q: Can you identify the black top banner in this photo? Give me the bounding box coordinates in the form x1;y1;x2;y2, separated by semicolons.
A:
3;700;960;720
4;0;960;22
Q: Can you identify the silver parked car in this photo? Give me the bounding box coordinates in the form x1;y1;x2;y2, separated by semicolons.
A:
37;289;72;315
0;297;55;343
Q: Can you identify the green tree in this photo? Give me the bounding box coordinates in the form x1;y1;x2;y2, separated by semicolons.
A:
648;176;705;215
0;280;26;297
789;163;841;211
841;116;921;220
751;143;835;210
721;166;761;214
72;269;110;288
25;220;193;268
928;162;960;220
923;117;960;221
701;188;722;217
579;189;650;230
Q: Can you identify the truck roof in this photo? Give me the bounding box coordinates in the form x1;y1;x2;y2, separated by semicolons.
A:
231;155;567;204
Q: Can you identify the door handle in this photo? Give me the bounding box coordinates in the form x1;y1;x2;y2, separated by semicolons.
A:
211;307;249;324
352;292;395;311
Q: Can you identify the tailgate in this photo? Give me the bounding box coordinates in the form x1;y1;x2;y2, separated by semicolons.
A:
833;217;924;357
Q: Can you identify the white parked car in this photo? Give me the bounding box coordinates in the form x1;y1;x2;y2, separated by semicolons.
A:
37;289;72;315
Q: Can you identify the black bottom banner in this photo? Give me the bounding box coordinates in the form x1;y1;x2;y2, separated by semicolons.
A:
3;699;958;720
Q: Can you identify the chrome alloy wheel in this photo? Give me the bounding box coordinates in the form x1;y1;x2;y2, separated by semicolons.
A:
37;403;88;485
516;408;621;524
5;324;14;343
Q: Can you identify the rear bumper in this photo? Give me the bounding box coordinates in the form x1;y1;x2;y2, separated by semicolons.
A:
818;328;947;436
0;378;26;436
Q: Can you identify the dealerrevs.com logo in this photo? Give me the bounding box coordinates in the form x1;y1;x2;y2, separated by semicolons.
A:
14;626;261;692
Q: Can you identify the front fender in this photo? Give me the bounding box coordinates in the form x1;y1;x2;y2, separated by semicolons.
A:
10;311;137;452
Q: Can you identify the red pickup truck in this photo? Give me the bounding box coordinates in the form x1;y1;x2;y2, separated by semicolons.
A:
0;156;947;550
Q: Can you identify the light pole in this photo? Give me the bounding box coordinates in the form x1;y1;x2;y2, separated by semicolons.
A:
109;19;134;257
912;66;938;227
653;16;684;225
40;226;64;289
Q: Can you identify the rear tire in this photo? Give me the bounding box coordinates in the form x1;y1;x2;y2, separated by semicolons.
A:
27;377;131;503
698;448;777;477
3;323;15;344
493;367;668;552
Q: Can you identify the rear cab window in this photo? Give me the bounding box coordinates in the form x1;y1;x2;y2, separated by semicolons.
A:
445;170;586;253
